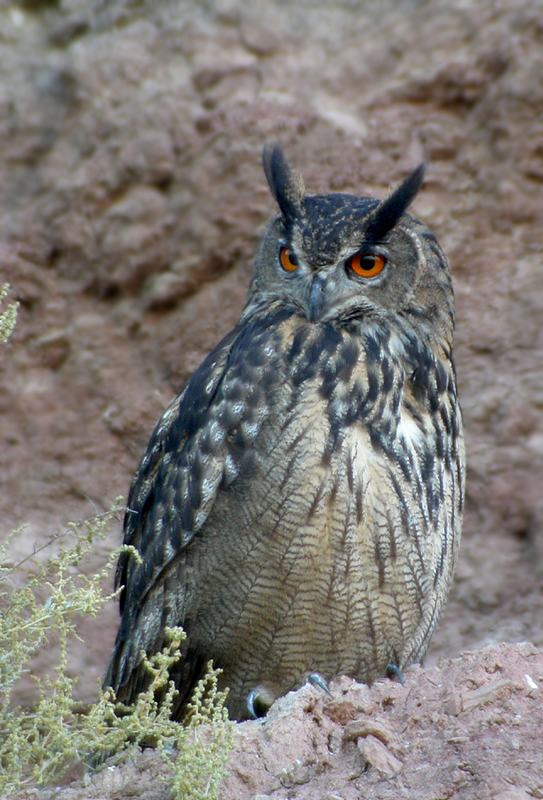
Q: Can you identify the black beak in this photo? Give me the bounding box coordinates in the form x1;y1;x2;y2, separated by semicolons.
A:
308;274;326;322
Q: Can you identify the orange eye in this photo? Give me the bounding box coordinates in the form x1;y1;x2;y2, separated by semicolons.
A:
347;252;386;278
279;246;299;272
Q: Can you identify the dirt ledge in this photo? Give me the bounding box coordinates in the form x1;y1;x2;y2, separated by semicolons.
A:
14;642;543;800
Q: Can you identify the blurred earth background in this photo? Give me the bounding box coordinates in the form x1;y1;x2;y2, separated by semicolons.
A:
1;0;543;797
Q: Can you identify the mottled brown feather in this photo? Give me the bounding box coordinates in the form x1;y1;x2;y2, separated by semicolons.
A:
104;147;465;721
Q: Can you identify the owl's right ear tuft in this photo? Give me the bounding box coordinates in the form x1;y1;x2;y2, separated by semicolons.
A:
262;145;305;221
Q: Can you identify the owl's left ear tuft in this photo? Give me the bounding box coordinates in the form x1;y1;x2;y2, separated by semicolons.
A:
365;163;426;243
262;144;305;221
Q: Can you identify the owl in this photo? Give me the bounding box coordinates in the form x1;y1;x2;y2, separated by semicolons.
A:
104;146;465;722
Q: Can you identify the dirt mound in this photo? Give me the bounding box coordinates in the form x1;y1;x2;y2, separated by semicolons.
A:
15;643;543;800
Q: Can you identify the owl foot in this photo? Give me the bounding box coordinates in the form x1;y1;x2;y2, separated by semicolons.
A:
386;663;405;686
246;685;277;719
308;672;332;696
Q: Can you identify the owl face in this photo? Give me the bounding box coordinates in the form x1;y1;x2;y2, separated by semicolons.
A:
250;147;454;341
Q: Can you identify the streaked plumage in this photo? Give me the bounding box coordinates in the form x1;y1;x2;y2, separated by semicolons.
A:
104;146;465;721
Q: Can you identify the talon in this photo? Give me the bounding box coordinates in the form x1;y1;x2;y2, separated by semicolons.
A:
246;689;259;719
386;663;405;686
308;672;332;696
246;685;276;719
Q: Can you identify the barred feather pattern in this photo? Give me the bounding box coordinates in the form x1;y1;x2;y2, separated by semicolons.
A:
104;148;465;721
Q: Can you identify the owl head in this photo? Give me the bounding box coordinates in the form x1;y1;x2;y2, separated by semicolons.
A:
250;145;454;342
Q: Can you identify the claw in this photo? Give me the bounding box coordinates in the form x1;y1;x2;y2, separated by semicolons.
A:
386;663;405;686
246;689;259;719
308;672;332;696
246;685;275;719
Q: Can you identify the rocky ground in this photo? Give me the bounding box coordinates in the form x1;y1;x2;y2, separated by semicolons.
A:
14;643;543;800
1;0;543;797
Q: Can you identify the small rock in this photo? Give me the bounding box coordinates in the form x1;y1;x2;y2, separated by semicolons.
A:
278;759;317;788
444;688;463;716
240;21;281;55
359;734;402;778
343;718;394;745
461;680;512;712
324;699;356;725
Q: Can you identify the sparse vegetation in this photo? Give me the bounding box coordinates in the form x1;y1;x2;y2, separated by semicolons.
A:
0;285;233;798
0;507;233;798
0;283;19;343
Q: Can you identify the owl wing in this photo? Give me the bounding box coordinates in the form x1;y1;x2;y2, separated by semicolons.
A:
104;303;290;700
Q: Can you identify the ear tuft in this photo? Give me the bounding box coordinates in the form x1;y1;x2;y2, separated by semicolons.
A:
365;163;426;243
262;144;305;221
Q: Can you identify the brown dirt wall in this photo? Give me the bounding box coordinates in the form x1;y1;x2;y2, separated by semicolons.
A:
1;1;543;796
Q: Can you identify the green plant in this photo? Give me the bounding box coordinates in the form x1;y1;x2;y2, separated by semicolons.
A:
0;293;233;798
0;283;19;343
0;505;233;798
